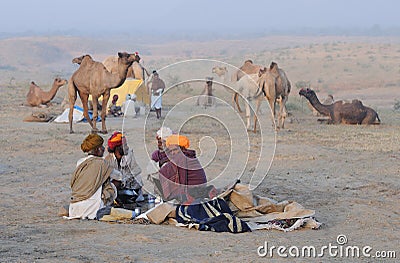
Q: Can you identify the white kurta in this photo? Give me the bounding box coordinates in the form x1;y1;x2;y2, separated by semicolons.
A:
67;186;104;220
66;156;105;220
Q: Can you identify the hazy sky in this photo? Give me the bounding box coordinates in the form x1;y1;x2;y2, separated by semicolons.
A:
1;0;399;34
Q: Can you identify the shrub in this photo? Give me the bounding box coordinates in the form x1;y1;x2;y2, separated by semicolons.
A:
394;99;400;111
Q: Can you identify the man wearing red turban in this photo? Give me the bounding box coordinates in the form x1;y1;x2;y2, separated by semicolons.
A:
105;131;144;203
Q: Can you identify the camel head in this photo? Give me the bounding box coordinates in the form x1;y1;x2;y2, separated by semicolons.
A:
299;88;315;99
212;66;227;76
258;67;267;77
133;52;141;62
269;61;278;70
72;54;92;65
54;77;68;87
117;52;137;66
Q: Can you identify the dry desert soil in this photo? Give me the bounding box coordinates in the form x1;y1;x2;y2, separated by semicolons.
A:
0;36;399;262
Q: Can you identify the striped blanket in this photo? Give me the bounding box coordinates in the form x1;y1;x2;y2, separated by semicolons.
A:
176;198;250;233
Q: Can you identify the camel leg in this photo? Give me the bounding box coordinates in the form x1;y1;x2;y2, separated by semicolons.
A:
278;96;288;129
266;97;276;130
100;92;110;134
234;93;242;112
79;93;94;132
245;99;251;130
91;96;99;133
68;82;77;133
253;98;262;133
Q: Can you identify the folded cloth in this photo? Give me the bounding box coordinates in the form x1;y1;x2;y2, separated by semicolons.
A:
176;198;250;233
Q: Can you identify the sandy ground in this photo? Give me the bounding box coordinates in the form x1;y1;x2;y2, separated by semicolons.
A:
1;83;399;263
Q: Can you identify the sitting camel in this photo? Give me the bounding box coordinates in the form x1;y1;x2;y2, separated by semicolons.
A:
308;94;334;116
299;88;380;124
103;52;150;80
68;52;137;133
26;78;67;107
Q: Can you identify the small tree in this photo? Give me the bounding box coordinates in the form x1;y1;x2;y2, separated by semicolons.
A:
394;99;400;111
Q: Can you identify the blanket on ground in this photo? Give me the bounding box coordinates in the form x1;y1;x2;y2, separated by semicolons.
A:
176;198;250;233
95;184;321;232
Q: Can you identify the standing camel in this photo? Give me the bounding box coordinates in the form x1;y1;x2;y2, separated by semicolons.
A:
103;52;149;80
237;62;291;132
232;60;264;112
26;77;67;107
68;52;137;134
267;62;291;128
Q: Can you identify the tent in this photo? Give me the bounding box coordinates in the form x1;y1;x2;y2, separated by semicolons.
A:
89;78;150;107
53;106;101;123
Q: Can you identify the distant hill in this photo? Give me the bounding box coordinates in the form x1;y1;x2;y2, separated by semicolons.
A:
0;34;399;109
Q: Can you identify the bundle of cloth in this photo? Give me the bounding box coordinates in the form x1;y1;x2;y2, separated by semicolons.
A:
98;183;320;233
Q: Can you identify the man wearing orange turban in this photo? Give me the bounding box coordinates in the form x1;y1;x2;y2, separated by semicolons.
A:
165;134;190;149
68;133;116;219
158;134;207;202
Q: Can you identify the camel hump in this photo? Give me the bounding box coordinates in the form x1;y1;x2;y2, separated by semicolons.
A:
352;99;364;106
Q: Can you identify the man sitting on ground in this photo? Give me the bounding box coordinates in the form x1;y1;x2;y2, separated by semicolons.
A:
67;134;116;219
158;134;207;202
105;131;144;203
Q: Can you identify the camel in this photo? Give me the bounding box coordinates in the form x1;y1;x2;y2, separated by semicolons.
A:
232;60;264;112
103;53;149;80
299;88;380;124
26;78;67;107
236;68;282;132
241;62;291;132
308;94;334;116
71;54;94;67
68;52;137;134
267;61;291;128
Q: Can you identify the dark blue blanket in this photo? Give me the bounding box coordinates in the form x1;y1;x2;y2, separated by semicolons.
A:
176;198;250;233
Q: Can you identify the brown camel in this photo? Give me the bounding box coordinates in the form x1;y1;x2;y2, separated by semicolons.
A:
251;63;291;131
308;94;334;116
71;54;94;66
299;88;380;124
103;53;149;80
268;61;291;128
68;52;137;134
26;78;67;107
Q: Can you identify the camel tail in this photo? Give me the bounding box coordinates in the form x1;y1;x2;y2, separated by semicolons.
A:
375;113;381;124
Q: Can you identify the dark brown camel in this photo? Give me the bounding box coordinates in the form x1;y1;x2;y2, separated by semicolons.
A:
68;52;137;134
299;88;380;125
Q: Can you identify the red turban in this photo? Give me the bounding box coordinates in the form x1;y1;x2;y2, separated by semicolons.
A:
107;131;126;151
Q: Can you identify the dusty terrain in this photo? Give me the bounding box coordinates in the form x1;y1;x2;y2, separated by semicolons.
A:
0;36;399;262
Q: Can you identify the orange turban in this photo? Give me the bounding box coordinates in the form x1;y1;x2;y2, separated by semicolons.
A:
81;134;104;153
166;134;190;149
107;131;126;151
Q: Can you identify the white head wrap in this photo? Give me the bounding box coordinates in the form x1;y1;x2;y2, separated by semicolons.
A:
156;127;173;139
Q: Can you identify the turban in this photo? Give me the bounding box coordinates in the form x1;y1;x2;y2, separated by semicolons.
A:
166;134;190;149
107;131;127;151
156;127;173;140
81;134;104;153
